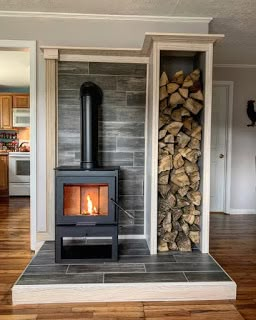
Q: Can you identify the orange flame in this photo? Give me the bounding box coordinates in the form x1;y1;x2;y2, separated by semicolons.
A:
86;194;97;215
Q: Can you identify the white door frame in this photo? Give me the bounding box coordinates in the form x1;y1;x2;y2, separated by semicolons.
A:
0;40;37;250
213;81;233;214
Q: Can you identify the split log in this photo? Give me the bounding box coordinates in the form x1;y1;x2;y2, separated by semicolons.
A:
190;90;204;101
165;122;183;136
190;181;200;191
178;186;189;197
191;126;202;140
181;221;190;235
160;72;169;87
190;80;202;93
159;142;166;149
182;75;193;88
158;170;170;185
163;107;172;116
169;242;178;251
169;92;185;107
190;224;200;231
164;134;174;144
167;82;179;94
178;88;189;99
172;208;183;222
188;137;200;150
171;171;190;188
159;99;168;112
166;191;176;208
184;160;199;175
187;191;202;206
159;115;170;129
158;240;169;252
164;145;174;155
189;231;200;244
158;184;171;198
159;129;167;140
194;216;200;225
169;182;179;194
172;221;182;232
183;204;200;216
177;132;191;148
189;171;200;184
159;148;169;156
163;230;178;243
159;86;168;101
162;212;172;233
158;198;172;212
190;69;200;82
171;70;184;85
184;98;203;115
178;147;192;160
176;232;192;251
158;155;173;173
185;150;201;163
183;117;193;131
171;107;190;122
176;195;190;208
183;214;195;225
173;153;184;169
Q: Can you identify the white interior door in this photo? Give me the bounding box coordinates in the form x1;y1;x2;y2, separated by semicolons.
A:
210;85;228;212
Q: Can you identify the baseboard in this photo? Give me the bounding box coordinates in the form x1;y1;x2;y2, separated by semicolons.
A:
229;209;256;214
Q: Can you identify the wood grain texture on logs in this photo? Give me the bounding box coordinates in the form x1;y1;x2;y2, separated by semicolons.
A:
158;68;204;252
159;71;169;87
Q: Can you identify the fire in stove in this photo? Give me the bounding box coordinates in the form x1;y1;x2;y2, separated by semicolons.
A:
82;194;98;215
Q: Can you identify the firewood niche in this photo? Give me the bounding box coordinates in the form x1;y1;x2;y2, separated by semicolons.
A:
158;68;204;252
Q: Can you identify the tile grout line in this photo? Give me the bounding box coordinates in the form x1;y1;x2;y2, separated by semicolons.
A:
183;272;189;282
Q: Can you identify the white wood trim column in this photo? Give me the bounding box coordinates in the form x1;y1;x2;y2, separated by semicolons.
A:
45;49;58;240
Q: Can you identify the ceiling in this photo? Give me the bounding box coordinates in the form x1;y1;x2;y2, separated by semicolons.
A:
0;51;29;87
0;0;255;64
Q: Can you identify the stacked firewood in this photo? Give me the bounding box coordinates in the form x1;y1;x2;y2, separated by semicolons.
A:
158;69;203;252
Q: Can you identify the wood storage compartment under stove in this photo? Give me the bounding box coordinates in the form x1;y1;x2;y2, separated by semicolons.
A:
158;52;205;252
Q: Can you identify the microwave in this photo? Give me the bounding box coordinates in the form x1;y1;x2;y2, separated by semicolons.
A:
13;108;30;127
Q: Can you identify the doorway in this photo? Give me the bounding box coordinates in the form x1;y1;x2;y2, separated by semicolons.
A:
210;81;233;213
0;40;36;250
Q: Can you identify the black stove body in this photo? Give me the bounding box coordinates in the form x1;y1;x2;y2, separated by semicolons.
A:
55;82;119;263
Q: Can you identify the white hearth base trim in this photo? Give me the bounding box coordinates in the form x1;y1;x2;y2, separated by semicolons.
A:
12;281;236;305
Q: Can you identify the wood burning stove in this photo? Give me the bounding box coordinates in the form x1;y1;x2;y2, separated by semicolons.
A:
55;82;120;263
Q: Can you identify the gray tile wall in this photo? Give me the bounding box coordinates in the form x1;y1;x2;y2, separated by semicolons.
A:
58;61;147;235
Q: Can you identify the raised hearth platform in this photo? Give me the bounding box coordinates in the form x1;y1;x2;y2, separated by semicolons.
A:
12;240;236;304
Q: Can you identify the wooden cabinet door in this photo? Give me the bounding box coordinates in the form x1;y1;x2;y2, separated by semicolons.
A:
0;155;8;195
0;96;12;129
13;95;30;108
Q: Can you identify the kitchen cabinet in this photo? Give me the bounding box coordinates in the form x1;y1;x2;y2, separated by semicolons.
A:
0;96;12;129
0;154;8;195
13;94;30;108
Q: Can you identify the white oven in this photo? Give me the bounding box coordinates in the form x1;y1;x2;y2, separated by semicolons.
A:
9;152;30;196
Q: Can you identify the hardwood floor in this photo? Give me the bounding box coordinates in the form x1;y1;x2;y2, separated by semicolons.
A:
0;197;255;319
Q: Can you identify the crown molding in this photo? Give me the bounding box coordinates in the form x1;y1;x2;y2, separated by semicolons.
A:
214;64;256;69
0;10;212;23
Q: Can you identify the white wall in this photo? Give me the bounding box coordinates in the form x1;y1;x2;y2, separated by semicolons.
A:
0;15;209;234
214;67;256;213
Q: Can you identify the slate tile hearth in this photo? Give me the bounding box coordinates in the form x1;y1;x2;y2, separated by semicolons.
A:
15;240;232;286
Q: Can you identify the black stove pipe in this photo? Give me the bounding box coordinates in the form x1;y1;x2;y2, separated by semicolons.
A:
80;82;103;169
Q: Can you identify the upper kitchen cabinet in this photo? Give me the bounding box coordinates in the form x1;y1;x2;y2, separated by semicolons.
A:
0;95;12;129
13;94;30;108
